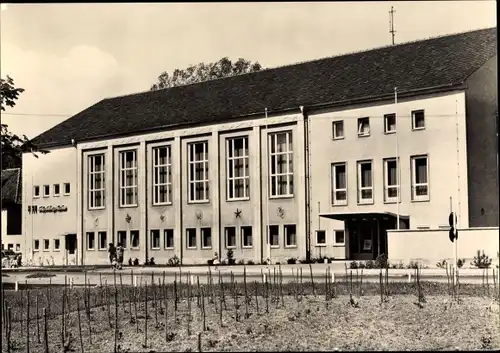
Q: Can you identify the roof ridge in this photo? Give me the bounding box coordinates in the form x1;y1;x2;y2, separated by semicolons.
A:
103;26;496;102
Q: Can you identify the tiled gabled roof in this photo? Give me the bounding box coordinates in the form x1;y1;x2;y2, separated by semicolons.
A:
32;27;497;148
1;168;22;206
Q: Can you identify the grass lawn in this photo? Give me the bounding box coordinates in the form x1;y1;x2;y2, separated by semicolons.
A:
2;278;499;352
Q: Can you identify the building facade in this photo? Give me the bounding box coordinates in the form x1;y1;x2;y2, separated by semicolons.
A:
21;28;498;266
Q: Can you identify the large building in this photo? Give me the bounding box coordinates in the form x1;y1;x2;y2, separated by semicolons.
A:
22;28;498;266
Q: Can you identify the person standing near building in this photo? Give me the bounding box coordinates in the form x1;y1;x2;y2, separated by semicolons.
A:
108;243;116;267
116;243;124;270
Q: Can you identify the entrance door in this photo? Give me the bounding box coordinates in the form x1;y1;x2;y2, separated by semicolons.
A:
65;234;77;266
349;219;374;260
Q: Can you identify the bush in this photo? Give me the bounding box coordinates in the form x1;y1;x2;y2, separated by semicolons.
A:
436;259;447;269
227;249;235;265
133;258;140;266
237;259;245;265
375;253;388;268
247;260;255;265
349;261;359;269
287;257;298;264
470;250;492;269
457;258;465;268
207;259;214;266
365;260;375;269
391;261;404;269
167;255;180;267
406;260;420;269
358;262;366;269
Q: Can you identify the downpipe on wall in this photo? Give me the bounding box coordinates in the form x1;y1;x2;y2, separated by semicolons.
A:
300;105;311;261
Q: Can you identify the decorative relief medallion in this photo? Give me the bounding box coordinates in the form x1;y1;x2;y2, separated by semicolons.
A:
196;211;203;221
276;207;285;219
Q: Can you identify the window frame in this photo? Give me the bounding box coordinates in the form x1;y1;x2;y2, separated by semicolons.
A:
186;228;197;249
63;183;71;196
268;131;294;198
331;162;348;206
117;231;127;249
357;160;374;204
383;157;400;203
411;154;430;202
164;229;174;250
316;230;327;247
332;120;344;140
43;185;50;198
188;141;210;203
152;145;172;206
119;150;139;208
269;225;280;248
53;239;60;251
53;184;60;197
411;110;425;131
225;226;237;249
43;239;50;251
241;226;253;248
86;232;95;251
150;229;161;250
130;230;140;249
284;224;297;248
384;113;396;134
88;154;106;210
357;117;370;137
201;228;212;250
98;231;107;251
334;230;345;245
226;136;250;201
33;185;40;198
34;240;40;251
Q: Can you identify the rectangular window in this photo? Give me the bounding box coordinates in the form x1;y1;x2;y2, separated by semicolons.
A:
332;163;347;205
44;239;50;251
411;155;429;201
334;230;345;245
54;239;60;251
98;231;107;250
316;230;326;246
357;117;370;137
186;228;197;249
88;154;105;209
226;136;250;200
164;229;174;249
332;120;344;140
201;228;212;249
34;240;40;251
269;225;280;247
412;110;425;130
150;229;160;249
284;224;297;247
15;244;20;252
130;230;140;249
152;146;172;205
384;158;399;202
188;141;209;202
8;244;13;251
117;231;127;249
43;185;50;197
269;131;293;197
357;160;373;204
53;184;60;196
34;186;40;198
64;183;71;195
86;232;95;250
384;114;396;133
225;227;236;249
241;226;253;248
119;150;138;207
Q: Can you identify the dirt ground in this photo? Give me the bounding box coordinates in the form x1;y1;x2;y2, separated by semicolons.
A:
2;287;499;352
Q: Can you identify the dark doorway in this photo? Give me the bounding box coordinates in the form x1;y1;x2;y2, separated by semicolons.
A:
65;234;77;266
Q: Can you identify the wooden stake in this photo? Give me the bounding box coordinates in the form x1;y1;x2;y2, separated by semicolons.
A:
26;290;30;353
144;283;148;348
76;295;84;353
36;295;41;344
244;266;249;317
164;284;169;341
42;308;48;353
309;264;315;296
114;287;119;353
254;281;259;313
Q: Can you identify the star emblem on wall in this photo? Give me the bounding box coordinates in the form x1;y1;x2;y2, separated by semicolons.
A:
196;211;203;220
235;208;242;219
94;218;99;227
125;214;132;223
160;214;165;222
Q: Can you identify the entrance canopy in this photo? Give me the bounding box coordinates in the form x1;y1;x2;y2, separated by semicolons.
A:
319;211;409;222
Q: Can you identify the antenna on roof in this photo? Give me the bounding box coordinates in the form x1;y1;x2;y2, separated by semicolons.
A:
389;6;396;45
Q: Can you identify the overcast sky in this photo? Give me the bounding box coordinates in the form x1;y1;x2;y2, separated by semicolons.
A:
0;2;496;139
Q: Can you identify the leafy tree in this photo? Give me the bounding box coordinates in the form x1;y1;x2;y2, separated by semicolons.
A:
150;57;263;90
1;75;48;169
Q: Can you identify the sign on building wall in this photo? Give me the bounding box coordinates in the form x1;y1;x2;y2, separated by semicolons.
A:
28;205;68;214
